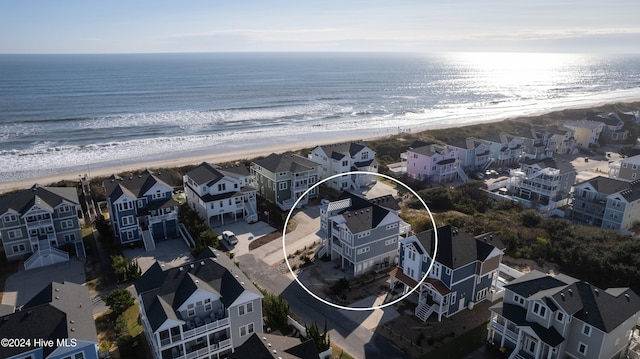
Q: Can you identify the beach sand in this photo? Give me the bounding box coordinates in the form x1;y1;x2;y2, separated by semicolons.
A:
1;98;638;194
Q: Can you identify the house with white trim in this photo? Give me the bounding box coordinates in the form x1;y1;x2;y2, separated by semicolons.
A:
104;170;178;251
609;154;640;182
563;119;605;149
389;225;504;322
135;247;263;359
405;143;464;183
308;141;378;191
318;191;410;276
250;153;319;210
184;162;257;227
0;184;84;270
487;270;640;359
507;158;576;208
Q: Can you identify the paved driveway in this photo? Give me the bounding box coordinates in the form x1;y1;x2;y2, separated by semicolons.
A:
123;239;193;274
216;220;276;256
2;258;85;306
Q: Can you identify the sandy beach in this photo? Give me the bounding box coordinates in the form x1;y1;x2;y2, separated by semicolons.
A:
1;98;638;194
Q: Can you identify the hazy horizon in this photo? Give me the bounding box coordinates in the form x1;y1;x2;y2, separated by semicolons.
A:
2;1;639;54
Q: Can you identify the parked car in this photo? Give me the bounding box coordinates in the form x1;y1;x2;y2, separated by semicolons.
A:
222;230;238;246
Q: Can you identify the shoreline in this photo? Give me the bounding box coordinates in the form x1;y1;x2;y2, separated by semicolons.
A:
1;98;639;194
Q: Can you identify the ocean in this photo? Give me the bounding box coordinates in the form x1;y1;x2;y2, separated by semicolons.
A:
1;52;640;183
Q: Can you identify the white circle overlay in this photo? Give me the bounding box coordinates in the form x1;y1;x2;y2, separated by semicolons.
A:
282;171;438;311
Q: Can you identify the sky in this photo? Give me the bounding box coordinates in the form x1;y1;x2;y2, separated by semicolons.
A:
1;0;639;54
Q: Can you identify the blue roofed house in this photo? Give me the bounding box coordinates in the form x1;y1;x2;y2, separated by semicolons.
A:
135;248;263;359
487;270;640;359
317;191;411;276
389;225;505;322
0;281;99;359
183;162;258;227
103;170;178;251
0;184;85;270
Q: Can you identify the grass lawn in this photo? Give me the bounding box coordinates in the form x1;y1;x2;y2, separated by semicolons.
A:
421;322;488;359
124;304;143;337
331;342;356;359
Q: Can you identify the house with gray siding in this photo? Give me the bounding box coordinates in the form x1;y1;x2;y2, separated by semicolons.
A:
0;184;84;270
104;170;179;251
0;281;99;359
135;247;263;359
184;162;258;227
309;141;378;191
389;225;504;322
609;154;640;182
318;191;410;276
487;270;640;359
250;153;319;210
507;158;576;208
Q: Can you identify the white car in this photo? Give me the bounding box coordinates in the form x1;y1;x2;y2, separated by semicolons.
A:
222;230;238;246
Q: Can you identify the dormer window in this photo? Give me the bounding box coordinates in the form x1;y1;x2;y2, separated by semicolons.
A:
533;302;547;318
152;190;164;200
556;312;565;322
3;214;18;223
59;205;70;213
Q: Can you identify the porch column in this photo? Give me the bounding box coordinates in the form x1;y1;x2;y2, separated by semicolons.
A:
546;345;553;359
486;313;493;342
534;339;541;359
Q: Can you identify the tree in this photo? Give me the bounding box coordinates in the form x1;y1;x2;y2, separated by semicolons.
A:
263;293;290;333
111;255;142;283
303;321;330;352
102;289;134;315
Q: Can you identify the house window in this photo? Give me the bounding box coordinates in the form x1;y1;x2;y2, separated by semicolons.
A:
408;250;416;261
278;182;288;190
309;177;315;184
127;230;135;240
386;223;398;230
187;304;195;317
342;160;349;166
238;302;253;316
357;231;370;238
12;244;26;253
445;267;451;275
59;205;71;213
476;288;488;301
64;233;76;242
385;238;397;246
8;229;22;240
633;173;637;180
204;298;212;311
362;152;369;160
239;323;255;337
533;302;547;318
75;353;85;359
450;292;457;304
218;183;226;191
582;324;591;337
152;190;164;200
356;246;370;255
633;164;638;170
121;216;134;226
556;312;565;322
3;214;18;223
578;342;587;355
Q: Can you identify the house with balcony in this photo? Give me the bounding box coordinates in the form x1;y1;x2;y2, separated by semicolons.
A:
317;191;410;276
308;141;378;191
535;126;577;155
563;119;605;149
104;170;178;251
389;225;504;322
135;247;263;359
590;113;629;143
0;281;99;359
184;162;257;227
481;134;527;167
487;270;640;359
571;176;630;228
406;143;465;184
250;153;319;210
449;137;493;171
0;184;84;270
601;179;640;233
609;154;640;182
507;158;576;208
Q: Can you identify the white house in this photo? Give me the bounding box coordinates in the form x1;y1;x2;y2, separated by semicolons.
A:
309;141;378;191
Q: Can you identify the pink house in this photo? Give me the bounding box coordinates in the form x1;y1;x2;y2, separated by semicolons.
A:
406;143;463;183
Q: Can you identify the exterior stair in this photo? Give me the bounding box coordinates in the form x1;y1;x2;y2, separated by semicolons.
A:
415;302;435;322
244;202;258;223
457;167;469;182
24;247;70;270
142;229;155;252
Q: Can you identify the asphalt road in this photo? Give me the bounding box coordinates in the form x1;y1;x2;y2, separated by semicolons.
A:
236;253;410;359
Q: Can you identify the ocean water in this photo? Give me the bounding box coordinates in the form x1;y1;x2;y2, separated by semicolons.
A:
1;52;640;182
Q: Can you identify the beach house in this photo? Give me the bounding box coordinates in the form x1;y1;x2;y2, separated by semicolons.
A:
135;247;263;359
104;170;179;251
609;154;640;182
591;113;629;143
0;184;85;270
183;162;258;227
563;119;605;149
230;333;320;359
487;270;640;359
0;281;99;359
507;158;576;208
317;191;410;276
389;225;504;322
405;142;465;184
250;153;319;210
308;141;378;191
536;126;578;155
448;137;493;171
